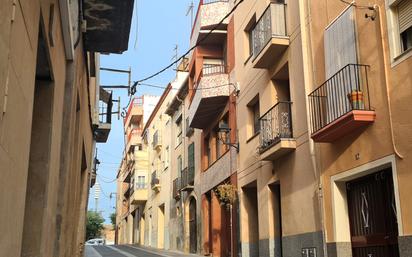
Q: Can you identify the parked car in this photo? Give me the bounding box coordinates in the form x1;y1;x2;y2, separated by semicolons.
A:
85;238;105;245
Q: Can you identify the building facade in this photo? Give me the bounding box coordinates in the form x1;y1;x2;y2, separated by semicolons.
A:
187;1;239;257
306;1;412;257
116;95;160;245
233;1;323;257
234;0;412;257
114;1;412;257
165;61;202;255
0;0;133;256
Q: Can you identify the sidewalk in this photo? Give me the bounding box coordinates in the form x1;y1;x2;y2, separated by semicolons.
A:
127;245;205;257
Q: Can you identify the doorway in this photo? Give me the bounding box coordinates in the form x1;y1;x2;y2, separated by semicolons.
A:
346;168;399;257
140;213;145;245
21;22;54;257
242;182;259;257
269;183;283;257
158;204;165;249
189;197;197;253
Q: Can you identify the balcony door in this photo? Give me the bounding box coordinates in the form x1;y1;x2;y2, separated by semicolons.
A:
346;169;399;257
324;6;358;122
203;58;225;76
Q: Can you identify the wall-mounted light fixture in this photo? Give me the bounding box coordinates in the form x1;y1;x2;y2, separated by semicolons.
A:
217;123;239;152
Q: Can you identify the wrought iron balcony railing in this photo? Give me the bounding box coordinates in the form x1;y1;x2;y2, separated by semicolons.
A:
252;3;287;59
202;64;226;76
124;97;143;124
151;172;160;188
308;64;371;135
152;130;161;149
259;101;293;152
181;167;195;190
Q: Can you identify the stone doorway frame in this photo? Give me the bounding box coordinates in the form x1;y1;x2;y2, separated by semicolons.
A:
330;155;403;253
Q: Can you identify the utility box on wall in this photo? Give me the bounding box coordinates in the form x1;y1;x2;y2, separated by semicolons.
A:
302;247;317;257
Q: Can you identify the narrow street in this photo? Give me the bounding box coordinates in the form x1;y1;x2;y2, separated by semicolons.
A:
85;245;203;257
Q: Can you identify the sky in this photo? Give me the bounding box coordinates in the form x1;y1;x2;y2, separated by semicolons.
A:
88;0;196;223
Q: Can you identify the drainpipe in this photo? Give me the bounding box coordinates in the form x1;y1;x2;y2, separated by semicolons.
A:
298;0;328;256
374;4;404;159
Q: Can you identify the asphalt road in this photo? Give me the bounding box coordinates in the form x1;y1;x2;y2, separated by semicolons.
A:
85;245;202;257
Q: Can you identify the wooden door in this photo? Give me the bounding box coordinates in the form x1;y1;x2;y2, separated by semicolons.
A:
346;169;399;257
189;198;197;253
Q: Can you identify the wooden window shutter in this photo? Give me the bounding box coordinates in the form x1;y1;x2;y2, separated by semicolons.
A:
188;143;195;174
324;6;358;78
398;0;412;33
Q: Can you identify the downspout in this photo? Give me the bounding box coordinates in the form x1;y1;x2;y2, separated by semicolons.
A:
298;0;328;256
375;4;404;159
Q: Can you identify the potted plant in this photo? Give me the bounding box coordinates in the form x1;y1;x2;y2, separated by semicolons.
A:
214;183;237;210
347;89;364;110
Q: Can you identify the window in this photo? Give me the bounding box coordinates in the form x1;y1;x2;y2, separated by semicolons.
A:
177;155;182;177
176;118;182;146
401;27;412;52
205;136;211;167
136;176;146;189
253;101;260;134
215;115;229;157
244;15;257;62
248;96;260;136
188;143;195;175
387;0;412;59
399;0;412;52
164;146;169;169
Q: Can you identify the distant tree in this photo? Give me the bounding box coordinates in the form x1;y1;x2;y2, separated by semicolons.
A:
86;211;104;240
109;212;116;229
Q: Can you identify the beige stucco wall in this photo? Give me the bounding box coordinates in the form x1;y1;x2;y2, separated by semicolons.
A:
0;0;97;256
233;0;322;248
306;0;412;243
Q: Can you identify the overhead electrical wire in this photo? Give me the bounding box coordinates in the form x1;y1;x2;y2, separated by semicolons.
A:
133;0;244;85
119;0;244;115
339;0;373;9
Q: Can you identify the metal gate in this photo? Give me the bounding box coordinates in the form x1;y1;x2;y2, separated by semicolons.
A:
346;168;399;257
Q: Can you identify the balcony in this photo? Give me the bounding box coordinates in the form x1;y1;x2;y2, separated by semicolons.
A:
83;0;134;53
124;97;143;126
190;0;230;47
151;172;161;193
259;102;296;161
94;88;113;143
309;64;375;142
173;178;181;200
152;131;162;151
188;64;230;129
131;183;148;204
251;3;288;69
181;167;195;191
186;117;194;137
121;201;130;218
125;128;143;153
123;183;131;198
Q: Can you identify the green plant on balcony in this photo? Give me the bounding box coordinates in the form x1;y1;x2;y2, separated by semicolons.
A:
214;183;237;209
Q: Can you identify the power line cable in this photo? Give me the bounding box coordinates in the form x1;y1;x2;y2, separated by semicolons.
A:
133;0;244;85
97;174;117;184
339;0;372;9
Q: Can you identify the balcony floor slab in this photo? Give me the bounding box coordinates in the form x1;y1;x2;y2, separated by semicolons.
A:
311;110;376;142
260;139;296;161
253;37;289;69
